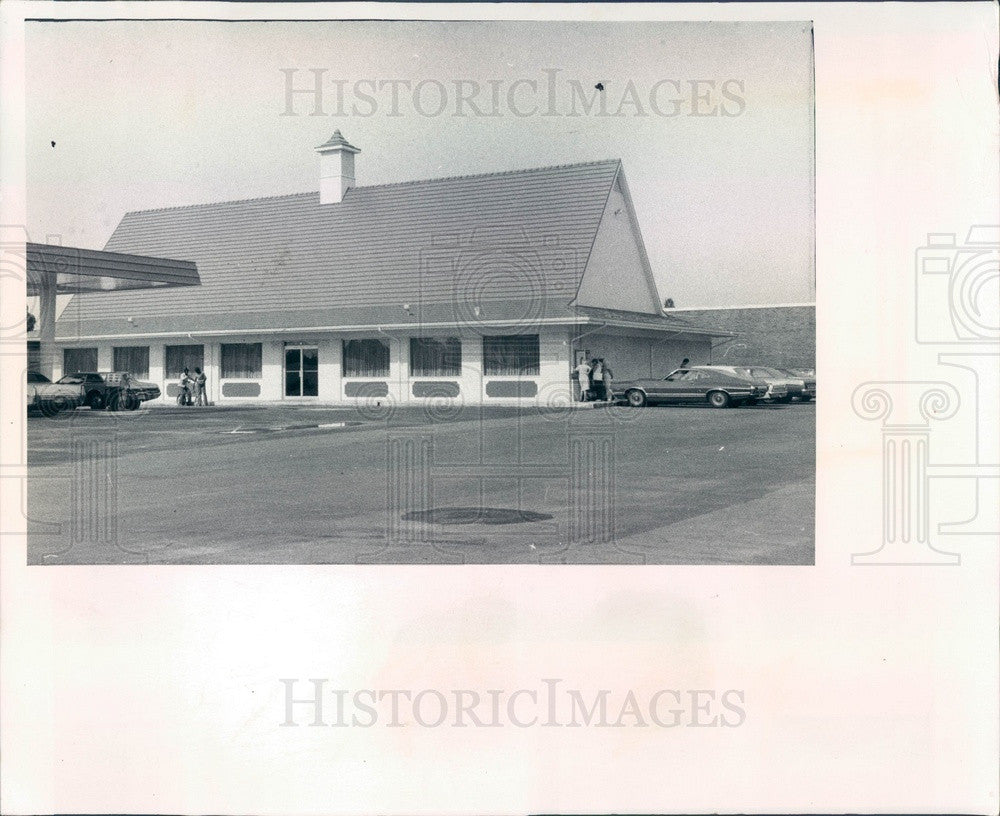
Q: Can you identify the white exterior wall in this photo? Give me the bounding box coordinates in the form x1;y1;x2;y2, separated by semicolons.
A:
573;179;661;315
255;340;283;401
54;328;710;406
97;345;113;371
387;335;407;404
573;333;713;381
148;345;165;393
317;338;341;402
459;337;483;402
203;343;220;404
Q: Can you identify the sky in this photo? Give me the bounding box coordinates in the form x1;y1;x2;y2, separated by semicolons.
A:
26;20;814;308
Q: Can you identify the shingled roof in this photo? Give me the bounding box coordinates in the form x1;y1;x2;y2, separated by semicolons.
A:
56;159;714;339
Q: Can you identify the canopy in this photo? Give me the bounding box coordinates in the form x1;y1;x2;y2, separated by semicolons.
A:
26;243;199;295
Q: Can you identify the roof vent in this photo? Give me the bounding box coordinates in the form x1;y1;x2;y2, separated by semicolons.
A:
315;130;360;204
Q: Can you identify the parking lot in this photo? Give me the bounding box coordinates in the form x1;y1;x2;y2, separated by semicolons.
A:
26;401;814;565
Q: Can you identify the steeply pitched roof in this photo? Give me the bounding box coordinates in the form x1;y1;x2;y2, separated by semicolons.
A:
59;159;628;338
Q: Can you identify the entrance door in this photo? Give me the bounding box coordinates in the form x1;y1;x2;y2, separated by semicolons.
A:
285;346;318;397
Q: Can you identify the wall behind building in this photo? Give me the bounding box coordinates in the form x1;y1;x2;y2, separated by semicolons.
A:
673;305;816;368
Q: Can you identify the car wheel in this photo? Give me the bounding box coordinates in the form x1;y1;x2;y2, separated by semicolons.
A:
707;390;731;409
778;394;794;404
625;389;647;408
126;394;140;410
86;391;105;410
800;395;813;402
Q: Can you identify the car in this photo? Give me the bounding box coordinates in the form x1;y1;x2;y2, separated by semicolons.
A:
613;365;768;408
26;370;85;414
775;367;815;401
730;366;799;403
56;371;160;410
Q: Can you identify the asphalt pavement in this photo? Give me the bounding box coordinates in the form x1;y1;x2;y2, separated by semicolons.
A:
26;401;814;564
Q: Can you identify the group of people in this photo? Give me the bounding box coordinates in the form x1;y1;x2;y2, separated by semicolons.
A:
573;357;615;403
178;367;208;406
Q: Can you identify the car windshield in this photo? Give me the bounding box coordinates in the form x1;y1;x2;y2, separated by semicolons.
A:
57;375;84;384
28;372;51;383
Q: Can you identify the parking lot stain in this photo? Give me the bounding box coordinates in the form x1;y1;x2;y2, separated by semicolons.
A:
402;507;554;525
218;421;363;434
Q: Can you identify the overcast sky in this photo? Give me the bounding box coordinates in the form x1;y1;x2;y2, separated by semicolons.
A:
26;20;814;308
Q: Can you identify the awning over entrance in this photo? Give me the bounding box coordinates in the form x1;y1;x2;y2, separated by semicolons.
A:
26;243;199;295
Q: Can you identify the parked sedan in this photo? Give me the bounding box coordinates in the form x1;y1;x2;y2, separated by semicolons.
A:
613;366;767;408
56;371;160;410
26;371;85;414
732;366;801;403
776;368;815;401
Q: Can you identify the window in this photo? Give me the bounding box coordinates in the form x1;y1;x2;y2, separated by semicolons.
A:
410;337;461;376
63;347;97;374
221;343;262;378
343;338;389;377
482;335;539;376
113;346;149;378
165;345;204;378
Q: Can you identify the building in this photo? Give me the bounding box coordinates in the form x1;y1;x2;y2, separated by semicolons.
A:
27;241;200;379
53;133;730;405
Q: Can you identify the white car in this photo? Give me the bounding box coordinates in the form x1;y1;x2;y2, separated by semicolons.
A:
26;371;85;414
734;366;802;403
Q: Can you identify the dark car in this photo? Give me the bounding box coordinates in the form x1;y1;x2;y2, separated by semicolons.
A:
776;367;816;401
57;371;160;410
613;365;767;408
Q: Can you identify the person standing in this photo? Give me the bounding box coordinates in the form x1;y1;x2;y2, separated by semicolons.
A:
193;366;207;406
601;358;614;403
573;358;592;402
590;358;604;401
179;367;193;406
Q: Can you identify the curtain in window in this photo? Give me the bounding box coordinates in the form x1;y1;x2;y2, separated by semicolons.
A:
112;346;149;378
343;339;390;377
410;337;461;376
221;343;262;378
63;347;98;374
165;345;204;378
482;335;540;375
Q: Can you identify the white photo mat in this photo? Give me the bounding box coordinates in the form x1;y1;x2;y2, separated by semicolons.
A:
1;2;997;813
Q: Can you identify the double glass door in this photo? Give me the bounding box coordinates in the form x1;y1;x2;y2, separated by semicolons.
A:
285;346;318;397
